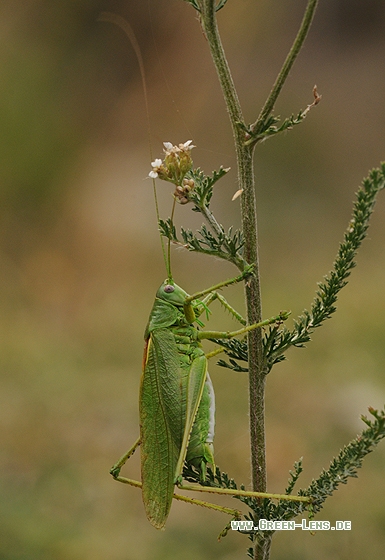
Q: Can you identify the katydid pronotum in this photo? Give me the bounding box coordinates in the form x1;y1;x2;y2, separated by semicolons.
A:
99;12;310;531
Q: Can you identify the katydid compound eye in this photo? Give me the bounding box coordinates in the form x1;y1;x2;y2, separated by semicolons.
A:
164;284;175;293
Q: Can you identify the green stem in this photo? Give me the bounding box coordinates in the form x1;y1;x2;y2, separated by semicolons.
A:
198;2;318;558
200;0;265;500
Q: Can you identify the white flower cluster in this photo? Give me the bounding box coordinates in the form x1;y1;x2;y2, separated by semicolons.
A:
149;141;195;180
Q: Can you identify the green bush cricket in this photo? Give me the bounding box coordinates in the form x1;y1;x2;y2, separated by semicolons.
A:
110;267;303;529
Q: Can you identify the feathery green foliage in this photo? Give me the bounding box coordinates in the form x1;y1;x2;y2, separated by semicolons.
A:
159;166;249;270
183;406;385;557
240;86;321;147
216;164;385;372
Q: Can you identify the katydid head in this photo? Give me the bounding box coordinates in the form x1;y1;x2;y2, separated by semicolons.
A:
156;280;189;307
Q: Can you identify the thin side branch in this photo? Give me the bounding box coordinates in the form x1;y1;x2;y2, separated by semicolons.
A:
251;0;319;138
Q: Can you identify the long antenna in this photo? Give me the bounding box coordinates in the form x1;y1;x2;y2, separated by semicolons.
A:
168;198;177;281
98;12;170;279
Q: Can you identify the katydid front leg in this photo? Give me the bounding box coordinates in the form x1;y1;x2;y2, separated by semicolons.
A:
183;267;253;322
192;290;247;326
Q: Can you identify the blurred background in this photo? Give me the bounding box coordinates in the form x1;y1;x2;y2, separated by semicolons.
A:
1;0;385;558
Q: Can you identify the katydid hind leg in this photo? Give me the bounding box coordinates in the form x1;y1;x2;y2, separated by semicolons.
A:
178;481;310;504
198;311;289;341
183;370;216;482
110;437;141;478
174;353;211;483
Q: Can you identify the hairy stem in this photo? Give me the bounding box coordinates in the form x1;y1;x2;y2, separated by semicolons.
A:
199;0;266;502
198;1;318;557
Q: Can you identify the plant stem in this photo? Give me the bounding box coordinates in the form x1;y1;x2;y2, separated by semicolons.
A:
198;1;318;557
199;0;266;501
